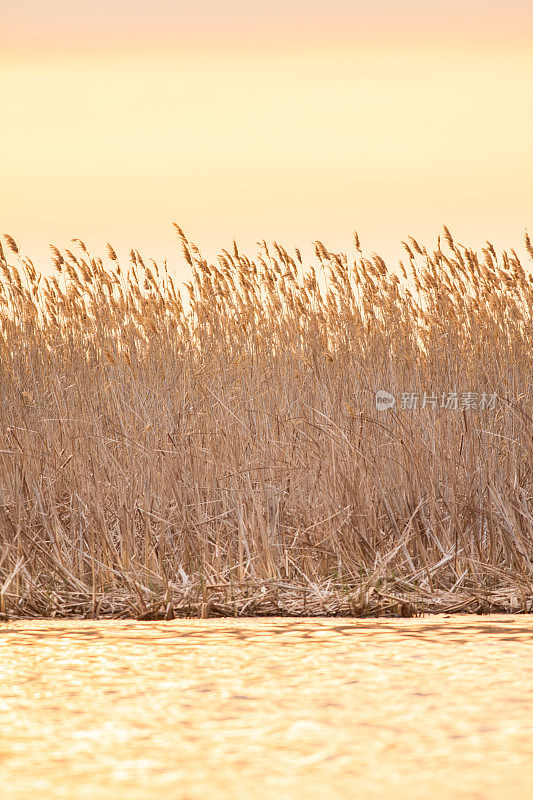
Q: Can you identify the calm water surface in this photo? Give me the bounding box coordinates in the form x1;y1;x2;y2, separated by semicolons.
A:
1;615;532;800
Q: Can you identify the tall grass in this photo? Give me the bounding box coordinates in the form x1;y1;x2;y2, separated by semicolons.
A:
0;226;531;618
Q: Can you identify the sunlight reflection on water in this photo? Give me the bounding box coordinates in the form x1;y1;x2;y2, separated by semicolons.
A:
1;615;532;800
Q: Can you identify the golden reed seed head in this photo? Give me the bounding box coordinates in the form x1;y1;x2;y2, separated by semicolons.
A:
3;234;19;255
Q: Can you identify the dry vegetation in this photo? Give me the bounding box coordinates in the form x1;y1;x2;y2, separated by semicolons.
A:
0;226;532;618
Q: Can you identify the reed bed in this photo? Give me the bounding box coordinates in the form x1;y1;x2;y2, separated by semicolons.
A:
0;226;531;618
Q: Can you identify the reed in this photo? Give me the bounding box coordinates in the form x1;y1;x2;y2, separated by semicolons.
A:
0;227;531;618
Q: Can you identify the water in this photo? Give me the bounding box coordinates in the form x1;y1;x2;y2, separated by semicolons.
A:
1;615;532;799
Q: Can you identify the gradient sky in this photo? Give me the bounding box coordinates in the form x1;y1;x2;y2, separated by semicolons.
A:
1;1;532;273
3;1;533;48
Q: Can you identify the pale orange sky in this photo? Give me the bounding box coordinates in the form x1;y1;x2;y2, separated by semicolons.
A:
1;1;532;274
2;1;533;48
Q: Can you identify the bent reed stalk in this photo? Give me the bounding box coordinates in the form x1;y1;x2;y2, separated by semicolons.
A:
0;226;532;618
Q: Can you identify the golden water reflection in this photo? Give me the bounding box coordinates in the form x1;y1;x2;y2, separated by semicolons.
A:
1;615;532;799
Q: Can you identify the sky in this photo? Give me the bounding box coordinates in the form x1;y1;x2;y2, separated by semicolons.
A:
1;1;532;275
